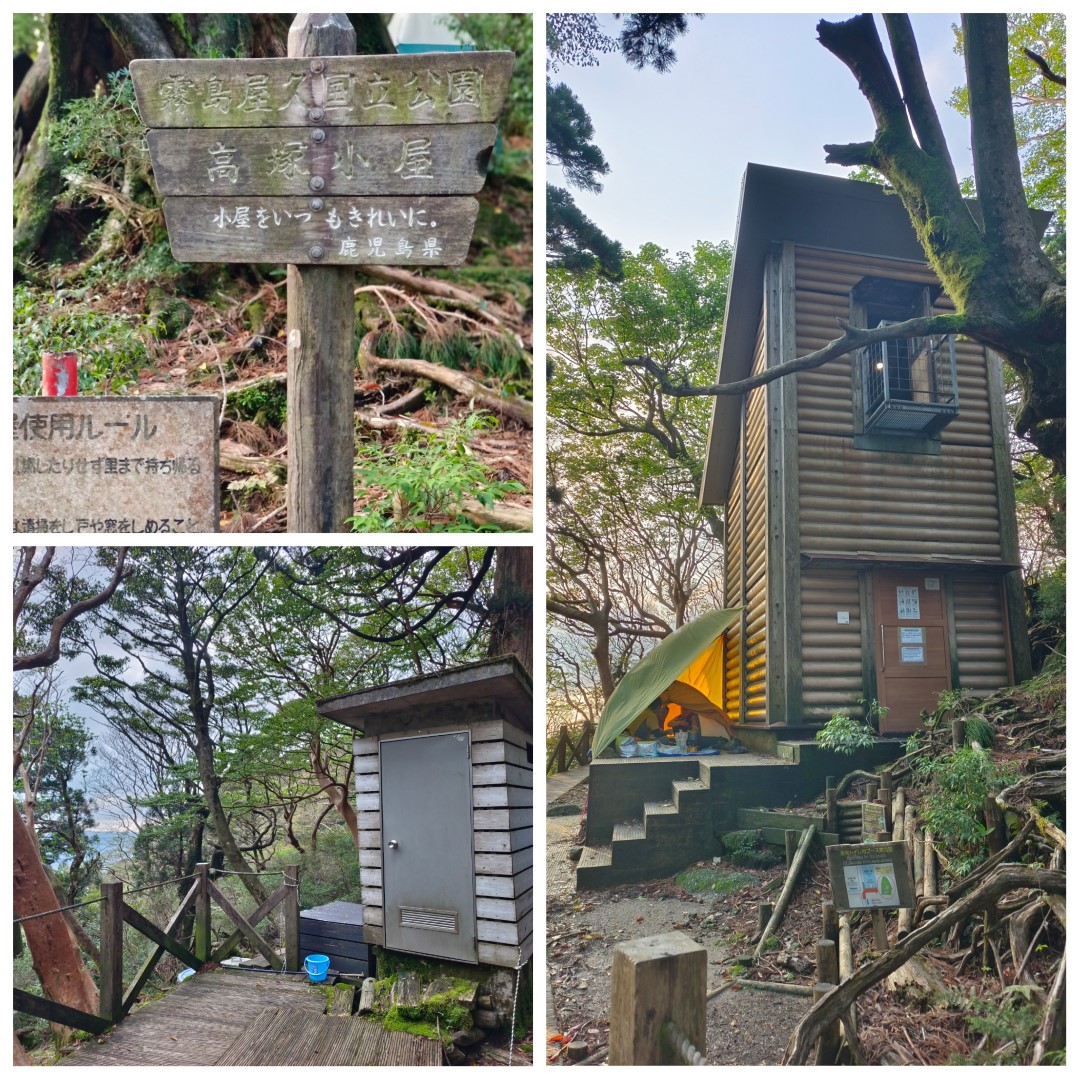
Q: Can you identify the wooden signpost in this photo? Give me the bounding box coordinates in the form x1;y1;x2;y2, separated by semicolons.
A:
826;840;915;911
130;15;514;531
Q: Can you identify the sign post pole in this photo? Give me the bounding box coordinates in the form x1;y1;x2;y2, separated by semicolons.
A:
286;13;358;533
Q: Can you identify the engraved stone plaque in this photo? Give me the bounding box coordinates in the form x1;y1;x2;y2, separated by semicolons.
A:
13;397;219;533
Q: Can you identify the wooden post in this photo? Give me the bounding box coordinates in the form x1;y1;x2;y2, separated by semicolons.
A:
755;824;818;960
825;785;838;833
784;828;797;868
870;910;889;951
880;770;893;832
99;881;125;1023
812;982;842;1065
284;864;300;971
194;862;211;964
285;13;358;533
758;902;774;936
822;900;839;945
816;939;839;987
984;796;1005;854
609;932;706;1065
951;716;965;750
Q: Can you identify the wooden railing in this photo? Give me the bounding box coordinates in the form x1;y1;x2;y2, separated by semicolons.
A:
547;722;594;774
15;862;299;1035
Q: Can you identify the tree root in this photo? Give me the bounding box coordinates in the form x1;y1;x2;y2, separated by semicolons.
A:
783;865;1066;1065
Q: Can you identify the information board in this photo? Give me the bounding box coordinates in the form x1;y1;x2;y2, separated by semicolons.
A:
13;397;219;533
826;840;914;911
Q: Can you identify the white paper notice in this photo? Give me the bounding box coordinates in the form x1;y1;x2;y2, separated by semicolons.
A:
896;586;921;620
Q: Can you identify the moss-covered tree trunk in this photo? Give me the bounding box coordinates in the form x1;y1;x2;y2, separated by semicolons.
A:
818;13;1066;473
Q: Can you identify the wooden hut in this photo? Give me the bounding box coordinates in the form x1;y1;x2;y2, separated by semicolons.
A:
317;656;532;970
700;164;1032;738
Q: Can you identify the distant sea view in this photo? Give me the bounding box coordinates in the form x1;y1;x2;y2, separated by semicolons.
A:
52;830;132;869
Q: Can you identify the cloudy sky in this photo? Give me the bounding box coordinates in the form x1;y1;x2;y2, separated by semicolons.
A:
548;13;973;254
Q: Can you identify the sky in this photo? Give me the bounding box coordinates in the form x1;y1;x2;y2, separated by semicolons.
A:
547;13;974;255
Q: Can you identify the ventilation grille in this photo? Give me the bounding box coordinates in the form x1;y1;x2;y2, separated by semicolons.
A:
400;906;458;934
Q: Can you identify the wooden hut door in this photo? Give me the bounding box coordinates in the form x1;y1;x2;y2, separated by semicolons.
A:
380;731;477;963
872;572;950;733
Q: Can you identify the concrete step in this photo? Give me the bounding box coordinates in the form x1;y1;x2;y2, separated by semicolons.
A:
671;778;709;812
575;844;612;890
612;820;646;842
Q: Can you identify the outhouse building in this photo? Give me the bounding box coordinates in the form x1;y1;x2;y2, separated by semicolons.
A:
700;164;1032;738
318;656;532;970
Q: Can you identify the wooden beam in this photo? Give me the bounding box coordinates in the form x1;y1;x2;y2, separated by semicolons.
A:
284;865;300;972
122;903;201;970
123;878;200;1015
13;988;110;1036
207;880;283;969
210;881;289;963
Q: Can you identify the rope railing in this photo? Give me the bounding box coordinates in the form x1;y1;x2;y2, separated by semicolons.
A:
15;873;194;923
662;1019;707;1066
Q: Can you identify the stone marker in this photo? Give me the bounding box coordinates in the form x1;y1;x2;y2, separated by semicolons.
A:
13;396;219;533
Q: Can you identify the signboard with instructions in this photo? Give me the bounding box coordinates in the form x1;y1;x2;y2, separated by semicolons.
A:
13;397;219;534
826;840;914;911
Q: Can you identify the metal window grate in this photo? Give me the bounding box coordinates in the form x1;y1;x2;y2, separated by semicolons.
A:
862;322;959;436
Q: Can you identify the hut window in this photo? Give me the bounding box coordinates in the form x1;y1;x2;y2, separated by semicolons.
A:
851;276;959;439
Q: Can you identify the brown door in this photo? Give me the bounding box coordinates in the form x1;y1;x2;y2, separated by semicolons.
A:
872;572;950;733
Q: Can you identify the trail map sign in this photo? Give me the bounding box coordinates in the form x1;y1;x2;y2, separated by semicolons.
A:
130;51;514;265
13;397;219;533
826;841;915;911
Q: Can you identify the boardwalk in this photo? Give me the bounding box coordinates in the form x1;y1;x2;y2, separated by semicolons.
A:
59;970;442;1067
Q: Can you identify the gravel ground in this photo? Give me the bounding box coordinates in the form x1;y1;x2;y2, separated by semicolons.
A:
547;781;815;1065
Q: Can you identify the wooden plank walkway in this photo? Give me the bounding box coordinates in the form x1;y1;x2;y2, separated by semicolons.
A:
57;970;441;1067
547;765;589;805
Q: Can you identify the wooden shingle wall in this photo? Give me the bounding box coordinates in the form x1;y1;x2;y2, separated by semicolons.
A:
352;717;532;969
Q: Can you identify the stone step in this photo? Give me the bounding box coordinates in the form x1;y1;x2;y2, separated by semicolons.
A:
575;844;612;890
612;820;646;843
671;778;709;811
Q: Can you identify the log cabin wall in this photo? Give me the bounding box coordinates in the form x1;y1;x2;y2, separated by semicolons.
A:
952;576;1014;693
352;715;532;970
793;245;1002;559
722;312;769;723
800;569;865;720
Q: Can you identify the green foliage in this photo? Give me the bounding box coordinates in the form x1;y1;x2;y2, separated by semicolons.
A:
720;830;783;869
50;69;148;195
351;413;526;532
951;15;1066;258
915;748;1019;879
287;827;361;910
14;282;157;394
675;866;758;896
963;715;996;750
14;14;45;57
949;984;1047;1064
446;14;532;139
230;381;287;429
815;700;885;755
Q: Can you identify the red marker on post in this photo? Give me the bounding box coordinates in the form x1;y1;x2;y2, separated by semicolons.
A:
41;351;78;396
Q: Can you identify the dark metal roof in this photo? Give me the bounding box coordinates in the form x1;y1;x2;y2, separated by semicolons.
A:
698;163;1050;507
317;654;532;732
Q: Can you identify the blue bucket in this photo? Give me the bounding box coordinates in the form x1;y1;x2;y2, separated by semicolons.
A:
304;953;330;982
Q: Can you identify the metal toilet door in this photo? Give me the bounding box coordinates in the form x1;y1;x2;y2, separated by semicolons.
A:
380;731;477;963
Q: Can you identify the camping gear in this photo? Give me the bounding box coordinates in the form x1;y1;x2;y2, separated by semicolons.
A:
304;953;330;983
637;740;658;757
675;731;688;753
592;609;741;757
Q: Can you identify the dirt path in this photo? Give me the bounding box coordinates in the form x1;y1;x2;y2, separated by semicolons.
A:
546;780;814;1065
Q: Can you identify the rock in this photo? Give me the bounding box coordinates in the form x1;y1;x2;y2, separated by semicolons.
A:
392;971;422;1007
474;1009;499;1030
146;287;193;339
481;969;519;1027
357;977;376;1014
446;1046;467;1065
569;846;583;861
451;1027;486;1048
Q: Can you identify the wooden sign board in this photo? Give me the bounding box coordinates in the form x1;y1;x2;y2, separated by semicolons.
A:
13;397;219;533
130;53;514;128
131;51;513;267
145;123;496;197
826;841;914;911
162;195;477;265
861;801;887;841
